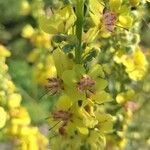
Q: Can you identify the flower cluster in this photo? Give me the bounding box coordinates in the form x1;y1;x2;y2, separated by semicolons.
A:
44;49;113;149
20;0;149;149
114;47;148;81
0;44;48;150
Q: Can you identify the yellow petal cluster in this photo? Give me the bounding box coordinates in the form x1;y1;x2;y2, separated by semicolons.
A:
123;48;148;81
44;49;113;149
114;47;148;81
0;44;48;150
19;0;148;149
0;107;7;129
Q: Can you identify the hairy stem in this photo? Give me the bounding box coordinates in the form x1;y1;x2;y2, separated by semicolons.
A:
75;0;84;64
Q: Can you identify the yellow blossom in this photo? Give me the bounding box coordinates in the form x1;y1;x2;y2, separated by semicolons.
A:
116;89;135;104
33;55;57;85
0;43;49;149
39;5;76;34
114;47;148;81
123;47;148;81
8;93;22;108
10;107;31;126
0;107;7;129
0;45;11;57
31;31;51;48
22;24;35;38
20;0;31;16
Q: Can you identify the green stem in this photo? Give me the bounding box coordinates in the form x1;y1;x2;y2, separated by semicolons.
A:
75;0;84;64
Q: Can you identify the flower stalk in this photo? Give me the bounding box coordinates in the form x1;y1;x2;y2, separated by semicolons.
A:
75;0;85;64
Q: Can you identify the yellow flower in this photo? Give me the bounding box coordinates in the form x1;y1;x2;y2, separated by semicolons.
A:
114;47;148;81
8;93;22;108
52;48;74;77
33;55;57;85
0;107;7;128
22;24;35;38
122;47;148;81
113;49;126;64
89;0;133;37
18;127;47;150
31;31;51;48
109;0;122;11
0;43;49;149
116;89;135;104
20;0;31;16
86;130;106;150
119;138;128;149
96;113;113;133
39;5;76;34
10;107;31;126
0;45;11;58
7;80;16;94
118;15;133;28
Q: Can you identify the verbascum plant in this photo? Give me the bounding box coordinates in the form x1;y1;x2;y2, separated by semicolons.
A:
37;0;114;149
45;50;113;149
0;44;48;150
21;0;148;149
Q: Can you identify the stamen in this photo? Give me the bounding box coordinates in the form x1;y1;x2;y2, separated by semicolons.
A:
84;105;91;114
52;110;72;136
59;122;67;135
52;110;72;122
45;77;64;95
77;75;96;95
49;121;61;131
102;11;117;32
